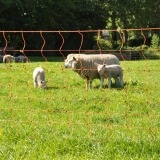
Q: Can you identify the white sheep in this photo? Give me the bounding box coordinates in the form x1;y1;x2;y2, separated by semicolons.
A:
3;54;15;63
65;54;120;89
33;67;47;89
95;63;124;88
64;51;119;68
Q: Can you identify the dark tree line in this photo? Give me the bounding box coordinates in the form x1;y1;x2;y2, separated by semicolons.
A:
0;0;159;56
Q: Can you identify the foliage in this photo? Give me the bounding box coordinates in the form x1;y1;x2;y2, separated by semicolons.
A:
151;34;160;49
0;0;159;53
99;39;113;49
93;38;113;50
144;48;160;59
0;59;160;159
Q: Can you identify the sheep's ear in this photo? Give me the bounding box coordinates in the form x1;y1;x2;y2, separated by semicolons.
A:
40;80;43;84
40;80;45;84
73;57;76;60
94;62;99;66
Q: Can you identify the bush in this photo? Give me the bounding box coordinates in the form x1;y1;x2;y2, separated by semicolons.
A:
144;48;160;59
151;34;160;49
93;37;113;50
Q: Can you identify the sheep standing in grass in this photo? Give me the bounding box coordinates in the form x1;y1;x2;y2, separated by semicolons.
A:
3;54;15;63
65;54;120;89
33;67;47;89
95;63;123;88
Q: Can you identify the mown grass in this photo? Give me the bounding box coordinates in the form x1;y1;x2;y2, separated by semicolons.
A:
0;58;160;159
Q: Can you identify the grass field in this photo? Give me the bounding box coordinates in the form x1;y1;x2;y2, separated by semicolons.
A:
0;58;160;159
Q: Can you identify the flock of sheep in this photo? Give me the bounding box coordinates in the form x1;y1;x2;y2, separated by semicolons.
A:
0;53;124;89
34;52;124;90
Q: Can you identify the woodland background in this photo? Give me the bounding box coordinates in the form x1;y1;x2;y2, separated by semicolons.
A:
0;0;159;56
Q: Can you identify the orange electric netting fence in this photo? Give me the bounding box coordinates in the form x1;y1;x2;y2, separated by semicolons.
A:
0;28;159;60
0;28;159;158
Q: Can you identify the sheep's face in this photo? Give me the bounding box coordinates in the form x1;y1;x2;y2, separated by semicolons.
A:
97;64;106;74
64;57;78;69
64;59;69;68
39;80;47;89
71;57;79;69
64;58;73;68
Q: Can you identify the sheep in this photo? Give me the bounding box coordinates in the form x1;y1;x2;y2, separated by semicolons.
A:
95;63;123;88
33;66;47;89
64;51;106;68
65;54;120;89
64;52;120;69
3;54;15;63
14;55;29;63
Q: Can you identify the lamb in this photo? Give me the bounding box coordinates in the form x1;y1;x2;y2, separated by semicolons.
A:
65;54;120;89
33;66;47;89
3;54;15;63
95;63;124;88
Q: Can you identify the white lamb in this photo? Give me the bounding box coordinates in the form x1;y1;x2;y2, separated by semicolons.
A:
3;54;15;63
65;54;120;89
95;63;124;88
33;67;47;89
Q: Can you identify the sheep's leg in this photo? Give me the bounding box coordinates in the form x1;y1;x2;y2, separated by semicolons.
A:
86;79;89;90
100;77;104;88
89;80;92;89
107;77;112;89
86;79;88;89
119;74;124;87
86;79;92;90
115;77;120;86
34;80;38;87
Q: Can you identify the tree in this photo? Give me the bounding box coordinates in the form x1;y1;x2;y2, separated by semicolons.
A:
0;0;159;53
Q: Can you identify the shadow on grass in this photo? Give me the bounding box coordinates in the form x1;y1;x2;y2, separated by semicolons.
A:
94;82;127;90
46;86;60;90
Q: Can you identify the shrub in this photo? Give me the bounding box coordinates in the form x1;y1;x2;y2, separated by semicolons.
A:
151;34;160;49
93;37;113;50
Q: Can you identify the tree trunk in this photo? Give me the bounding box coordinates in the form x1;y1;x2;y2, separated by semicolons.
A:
111;11;117;48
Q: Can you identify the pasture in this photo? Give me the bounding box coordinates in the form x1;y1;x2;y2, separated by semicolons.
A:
0;59;160;159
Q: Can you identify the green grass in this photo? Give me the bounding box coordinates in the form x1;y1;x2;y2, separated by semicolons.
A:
0;59;160;159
